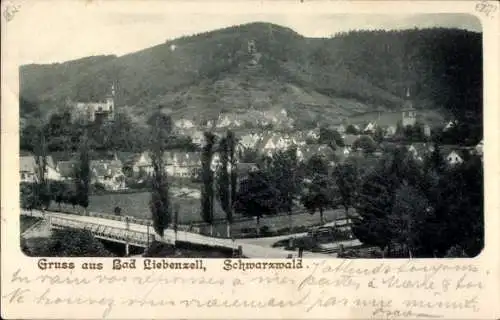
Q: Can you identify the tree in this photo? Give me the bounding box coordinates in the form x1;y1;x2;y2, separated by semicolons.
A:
270;147;300;231
388;184;430;258
352;135;377;154
201;131;216;236
33;127;50;210
217;131;235;237
234;171;279;235
75;132;90;214
173;203;180;243
430;155;483;257
345;124;359;135
149;108;172;239
305;154;329;178
229;132;238;236
373;126;384;143
50;181;67;211
301;173;332;224
424;143;446;175
334;161;358;223
352;166;396;255
319;127;344;151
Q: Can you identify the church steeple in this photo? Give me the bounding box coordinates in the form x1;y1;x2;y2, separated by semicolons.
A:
402;85;416;126
105;82;116;121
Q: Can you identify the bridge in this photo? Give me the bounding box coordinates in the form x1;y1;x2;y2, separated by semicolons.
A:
21;210;341;258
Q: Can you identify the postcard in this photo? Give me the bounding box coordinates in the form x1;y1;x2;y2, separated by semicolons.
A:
1;0;499;319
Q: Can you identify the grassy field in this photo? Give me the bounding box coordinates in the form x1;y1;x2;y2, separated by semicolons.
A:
87;192;227;224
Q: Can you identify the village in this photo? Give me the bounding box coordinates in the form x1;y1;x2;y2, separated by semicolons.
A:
20;100;482;192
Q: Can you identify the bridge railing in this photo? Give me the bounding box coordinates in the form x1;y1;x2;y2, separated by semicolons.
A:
50;216;154;246
85;211;197;233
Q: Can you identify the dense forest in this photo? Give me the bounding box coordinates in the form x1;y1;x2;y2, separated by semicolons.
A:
20;22;482;130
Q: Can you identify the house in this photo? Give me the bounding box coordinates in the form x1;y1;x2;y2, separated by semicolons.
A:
445;150;464;166
364;122;377;133
443;120;458;132
20;155;62;183
90;159;126;190
216;114;232;128
407;143;433;162
475;140;483;156
384;125;397;137
191;130;205;146
290;131;307;146
239;132;261;150
73;84;115;123
56;160;78;180
336;125;346;134
306;129;320;140
124;152;153;176
174;119;195;129
20;156;37;183
163;151;202;179
259;135;278;153
423;124;432;137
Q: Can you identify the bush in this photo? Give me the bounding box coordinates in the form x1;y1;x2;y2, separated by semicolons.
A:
143;240;238;258
21;229;113;257
92;182;106;193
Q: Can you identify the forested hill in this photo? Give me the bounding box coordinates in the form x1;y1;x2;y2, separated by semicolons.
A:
20;22;482;125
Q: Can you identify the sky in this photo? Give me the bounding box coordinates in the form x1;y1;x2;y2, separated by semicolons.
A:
8;1;482;65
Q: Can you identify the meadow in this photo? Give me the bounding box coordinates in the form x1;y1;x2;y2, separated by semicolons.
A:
85;191;347;237
88;191;226;224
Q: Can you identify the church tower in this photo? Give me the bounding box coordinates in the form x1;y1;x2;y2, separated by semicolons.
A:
402;87;416;127
106;83;115;121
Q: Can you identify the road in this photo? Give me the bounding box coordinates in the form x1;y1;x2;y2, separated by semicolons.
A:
22;210;336;258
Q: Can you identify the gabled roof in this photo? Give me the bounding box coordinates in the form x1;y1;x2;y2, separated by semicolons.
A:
163;151;201;166
20;155;56;172
19;156;36;172
50;152;77;166
57;160;77;177
115;151;136;164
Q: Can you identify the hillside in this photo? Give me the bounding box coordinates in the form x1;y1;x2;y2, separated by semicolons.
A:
20;22;482;126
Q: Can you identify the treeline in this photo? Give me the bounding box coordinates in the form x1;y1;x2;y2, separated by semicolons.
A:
352;146;483;258
20;110;198;153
